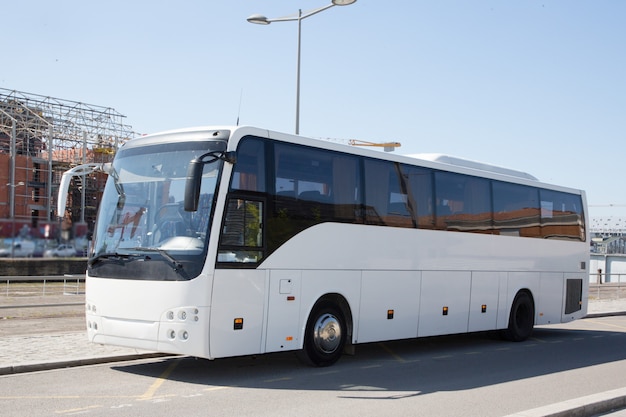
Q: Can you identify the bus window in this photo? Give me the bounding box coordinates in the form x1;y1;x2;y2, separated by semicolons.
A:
402;165;434;229
493;181;540;237
218;197;264;263
540;190;585;241
265;142;362;257
364;159;413;228
231;137;266;192
272;142;361;223
434;172;491;233
330;153;361;222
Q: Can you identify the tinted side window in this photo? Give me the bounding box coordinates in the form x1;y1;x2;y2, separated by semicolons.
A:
218;197;264;264
364;159;413;228
492;181;540;237
219;137;268;265
273;142;361;222
231;137;266;192
540;190;585;241
434;172;492;233
267;142;362;254
402;165;434;229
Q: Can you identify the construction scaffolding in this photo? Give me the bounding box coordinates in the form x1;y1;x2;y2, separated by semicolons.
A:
0;88;134;241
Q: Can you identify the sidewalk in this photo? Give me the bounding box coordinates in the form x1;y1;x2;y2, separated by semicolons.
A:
0;332;167;375
0;293;167;375
587;297;626;317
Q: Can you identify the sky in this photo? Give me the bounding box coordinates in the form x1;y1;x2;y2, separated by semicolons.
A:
2;1;625;219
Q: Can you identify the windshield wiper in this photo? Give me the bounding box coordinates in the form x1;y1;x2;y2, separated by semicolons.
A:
131;247;184;273
89;252;145;267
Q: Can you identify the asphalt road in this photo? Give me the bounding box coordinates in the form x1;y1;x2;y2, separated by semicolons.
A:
2;315;626;417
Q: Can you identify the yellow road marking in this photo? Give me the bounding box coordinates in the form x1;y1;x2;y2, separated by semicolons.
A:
263;377;293;383
204;386;228;392
139;358;182;401
1;395;138;400
378;343;405;362
586;319;626;331
55;405;102;414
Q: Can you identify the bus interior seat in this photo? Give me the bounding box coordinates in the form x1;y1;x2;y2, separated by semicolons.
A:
299;190;327;203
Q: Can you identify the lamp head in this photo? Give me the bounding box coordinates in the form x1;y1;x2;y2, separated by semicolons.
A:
247;14;270;24
332;0;357;5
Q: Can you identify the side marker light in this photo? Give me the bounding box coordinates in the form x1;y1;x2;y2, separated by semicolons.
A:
234;318;244;330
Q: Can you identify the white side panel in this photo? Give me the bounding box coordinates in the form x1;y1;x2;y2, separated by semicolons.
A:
299;270;362;344
536;273;564;325
210;269;267;358
357;271;421;344
418;271;471;337
468;272;504;332
496;273;510;329
266;270;302;353
506;272;541;325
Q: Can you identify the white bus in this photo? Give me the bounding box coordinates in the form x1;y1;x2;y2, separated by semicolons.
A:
60;126;588;366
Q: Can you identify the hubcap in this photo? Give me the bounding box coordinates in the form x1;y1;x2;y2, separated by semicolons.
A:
313;313;342;354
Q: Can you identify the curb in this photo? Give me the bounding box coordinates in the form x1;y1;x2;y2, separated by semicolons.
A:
585;310;626;319
503;387;626;417
0;352;173;376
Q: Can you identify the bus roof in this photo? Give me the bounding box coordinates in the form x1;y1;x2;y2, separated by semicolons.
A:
408;153;539;181
130;126;544;184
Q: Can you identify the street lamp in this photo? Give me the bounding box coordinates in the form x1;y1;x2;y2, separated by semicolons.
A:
247;0;357;135
6;181;25;258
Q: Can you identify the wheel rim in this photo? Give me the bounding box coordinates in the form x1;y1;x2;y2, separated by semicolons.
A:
313;313;342;354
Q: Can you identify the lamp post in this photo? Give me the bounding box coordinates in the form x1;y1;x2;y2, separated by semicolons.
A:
247;0;356;135
6;181;25;258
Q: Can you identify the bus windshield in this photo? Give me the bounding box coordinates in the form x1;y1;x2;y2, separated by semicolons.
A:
89;141;224;280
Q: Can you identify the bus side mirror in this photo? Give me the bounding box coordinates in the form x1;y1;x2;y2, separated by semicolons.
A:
184;159;204;212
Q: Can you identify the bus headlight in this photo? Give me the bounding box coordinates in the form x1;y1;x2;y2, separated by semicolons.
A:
164;307;199;322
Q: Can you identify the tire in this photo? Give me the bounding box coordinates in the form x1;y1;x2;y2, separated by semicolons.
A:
300;303;346;367
502;291;535;342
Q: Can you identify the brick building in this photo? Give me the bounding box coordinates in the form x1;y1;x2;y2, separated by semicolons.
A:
0;89;133;241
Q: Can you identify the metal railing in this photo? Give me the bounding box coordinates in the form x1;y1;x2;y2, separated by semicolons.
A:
591;272;626;285
1;275;84;297
589;275;626;300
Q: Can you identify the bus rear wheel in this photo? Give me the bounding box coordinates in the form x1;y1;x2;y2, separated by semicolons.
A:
502;291;534;342
300;303;346;367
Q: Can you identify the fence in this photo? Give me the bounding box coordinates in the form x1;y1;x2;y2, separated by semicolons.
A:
2;275;84;297
591;272;626;285
589;283;626;301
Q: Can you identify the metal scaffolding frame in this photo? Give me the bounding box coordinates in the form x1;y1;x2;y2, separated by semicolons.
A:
0;88;134;240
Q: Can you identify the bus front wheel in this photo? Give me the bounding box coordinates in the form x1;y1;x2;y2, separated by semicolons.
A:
502;291;535;342
300;303;346;367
